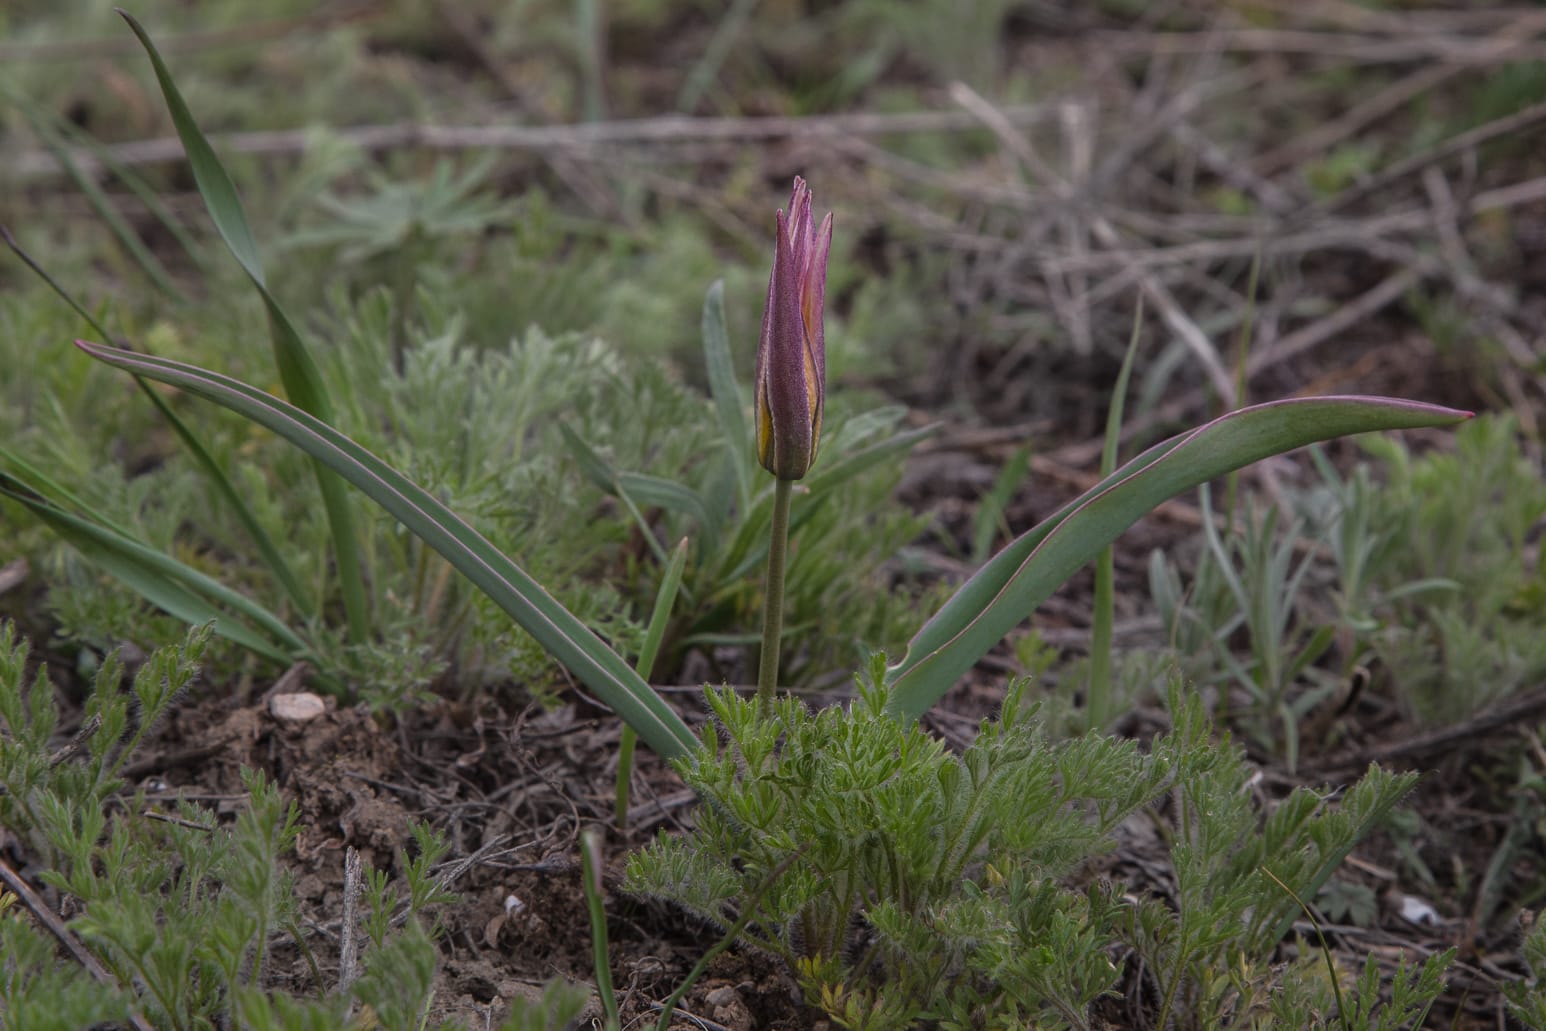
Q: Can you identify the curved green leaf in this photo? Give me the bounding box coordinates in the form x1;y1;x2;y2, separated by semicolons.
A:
885;396;1471;720
0;475;303;663
77;340;700;761
120;10;367;642
701;280;751;508
1;227;310;613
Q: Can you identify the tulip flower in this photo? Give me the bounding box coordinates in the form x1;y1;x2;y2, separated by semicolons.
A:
755;177;832;713
755;176;833;482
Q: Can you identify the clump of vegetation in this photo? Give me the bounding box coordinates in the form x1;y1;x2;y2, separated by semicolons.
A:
627;667;1452;1028
0;620;572;1030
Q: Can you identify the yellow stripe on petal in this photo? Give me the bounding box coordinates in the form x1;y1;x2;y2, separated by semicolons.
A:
757;397;775;465
803;346;819;411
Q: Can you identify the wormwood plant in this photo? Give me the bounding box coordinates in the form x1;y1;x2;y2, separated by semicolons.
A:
626;666;1452;1028
1152;412;1546;761
1150;488;1339;769
1333;414;1546;725
0;619;570;1030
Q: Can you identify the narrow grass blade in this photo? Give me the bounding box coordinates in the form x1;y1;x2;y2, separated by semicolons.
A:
0;445;138;540
558;422;671;567
701;280;752;508
557;422;717;568
0;85;204;264
0;476;301;663
1089;303;1144;728
11;100;184;300
885;396;1472;720
1257;866;1352;1031
617;474;715;536
676;0;759;112
970;445;1031;567
579;830;620;1031
78;340;700;760
120;10;368;642
1;228;311;613
617;536;690;827
804;424;937;495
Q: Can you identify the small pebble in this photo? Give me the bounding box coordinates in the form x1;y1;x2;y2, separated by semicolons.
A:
269;691;326;722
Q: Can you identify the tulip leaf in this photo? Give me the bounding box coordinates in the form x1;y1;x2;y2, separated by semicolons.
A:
557;422;716;565
884;395;1472;720
0;472;303;664
120;10;368;643
1;228;311;614
76;340;702;761
701;280;752;508
805;424;937;496
618;473;715;535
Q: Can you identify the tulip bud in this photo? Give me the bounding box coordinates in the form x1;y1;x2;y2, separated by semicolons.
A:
755;177;833;481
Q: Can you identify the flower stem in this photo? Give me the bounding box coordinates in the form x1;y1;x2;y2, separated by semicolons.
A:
756;478;794;715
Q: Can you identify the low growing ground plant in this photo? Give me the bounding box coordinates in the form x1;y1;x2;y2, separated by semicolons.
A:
0;620;579;1030
626;667;1454;1028
1151;411;1546;761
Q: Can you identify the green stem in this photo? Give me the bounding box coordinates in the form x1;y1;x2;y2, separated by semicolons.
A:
756;478;794;714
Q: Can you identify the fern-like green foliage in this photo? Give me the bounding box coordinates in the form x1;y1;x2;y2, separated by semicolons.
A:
627;669;1450;1028
0;891;128;1030
1507;913;1546;1027
0;621;464;1027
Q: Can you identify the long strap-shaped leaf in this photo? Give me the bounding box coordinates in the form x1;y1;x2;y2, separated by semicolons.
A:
0;475;302;663
77;340;701;760
1;227;311;614
120;11;369;643
885;396;1471;720
701;280;752;511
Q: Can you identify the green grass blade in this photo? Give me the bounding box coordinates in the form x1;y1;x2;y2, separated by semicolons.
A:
556;423;671;568
0;445;139;540
617;536;691;827
579;830;621;1031
557;422;716;570
1;229;312;613
0;85;204;264
9;98;184;301
615;474;715;530
701;280;752;509
885;396;1472;720
1089;304;1144;729
804;424;937;494
119;10;368;642
0;477;301;663
637;537;690;683
77;340;700;760
970;445;1031;567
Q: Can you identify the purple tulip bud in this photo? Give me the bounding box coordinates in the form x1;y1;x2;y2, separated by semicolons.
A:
755;177;833;481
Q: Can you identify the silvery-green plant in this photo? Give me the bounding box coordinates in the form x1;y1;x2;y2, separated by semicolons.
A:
1151;488;1339;770
0;621;467;1029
